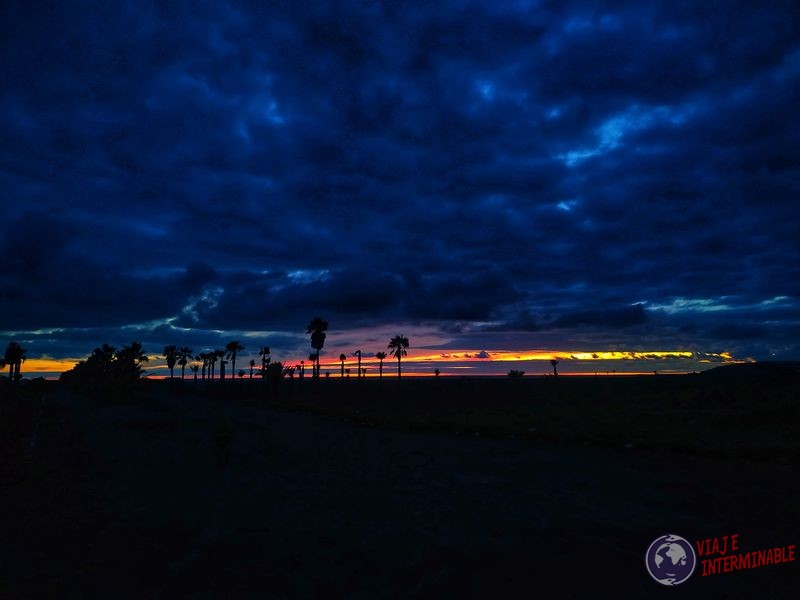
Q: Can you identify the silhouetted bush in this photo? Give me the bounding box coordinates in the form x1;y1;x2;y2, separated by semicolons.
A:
60;342;148;393
264;361;293;386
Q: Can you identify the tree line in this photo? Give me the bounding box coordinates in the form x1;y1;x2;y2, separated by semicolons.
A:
160;318;411;382
2;317;412;385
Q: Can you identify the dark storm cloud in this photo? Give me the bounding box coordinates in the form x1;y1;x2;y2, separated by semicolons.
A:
553;304;648;329
1;0;798;361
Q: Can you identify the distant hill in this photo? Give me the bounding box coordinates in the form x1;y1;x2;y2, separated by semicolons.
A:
699;361;800;382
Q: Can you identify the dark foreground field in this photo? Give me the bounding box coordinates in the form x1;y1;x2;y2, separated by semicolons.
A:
2;364;798;598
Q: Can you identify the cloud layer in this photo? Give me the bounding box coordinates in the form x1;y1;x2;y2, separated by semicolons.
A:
1;1;798;367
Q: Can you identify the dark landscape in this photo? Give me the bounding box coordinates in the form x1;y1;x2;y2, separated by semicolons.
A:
2;363;798;598
2;1;799;597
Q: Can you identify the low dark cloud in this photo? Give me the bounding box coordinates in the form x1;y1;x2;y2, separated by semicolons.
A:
1;1;798;364
553;304;648;329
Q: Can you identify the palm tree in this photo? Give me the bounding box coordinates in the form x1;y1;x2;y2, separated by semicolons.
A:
190;364;199;382
209;350;223;380
388;335;409;378
550;359;559;377
3;341;26;384
225;341;244;382
375;352;387;379
339;353;346;377
162;345;178;378
308;354;316;377
249;359;256;379
207;352;215;379
198;352;209;380
219;358;228;380
354;350;362;379
306;317;328;378
177;346;193;380
115;342;148;379
259;346;271;380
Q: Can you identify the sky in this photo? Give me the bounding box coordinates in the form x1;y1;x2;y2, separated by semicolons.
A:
1;0;799;377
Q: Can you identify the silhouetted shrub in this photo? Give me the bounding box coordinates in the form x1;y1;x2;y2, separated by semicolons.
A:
60;342;148;393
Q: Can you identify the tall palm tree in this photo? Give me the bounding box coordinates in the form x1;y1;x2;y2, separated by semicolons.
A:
354;350;362;378
162;345;178;378
388;335;409;378
225;341;244;382
216;349;226;379
259;346;271;380
550;359;559;377
308;354;316;378
339;353;346;377
249;359;256;379
198;352;209;380
209;350;223;380
3;341;26;384
375;352;387;379
306;317;328;378
190;364;199;382
177;346;193;380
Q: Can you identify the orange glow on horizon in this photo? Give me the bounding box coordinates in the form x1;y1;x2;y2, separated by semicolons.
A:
14;357;81;373
318;349;730;367
15;349;744;377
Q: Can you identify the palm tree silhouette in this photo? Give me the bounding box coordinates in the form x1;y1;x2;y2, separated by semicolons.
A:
115;342;148;379
375;352;387;379
354;350;362;378
259;346;271;380
213;350;225;379
2;341;26;384
190;364;200;382
162;345;178;378
339;353;346;377
225;341;244;382
550;359;559;377
306;317;328;378
177;346;193;380
198;352;210;379
209;350;224;380
249;359;256;379
388;335;409;378
208;353;215;379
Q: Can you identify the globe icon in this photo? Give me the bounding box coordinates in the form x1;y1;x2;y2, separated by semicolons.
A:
645;534;696;586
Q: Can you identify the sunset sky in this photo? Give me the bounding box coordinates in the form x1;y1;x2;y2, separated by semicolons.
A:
2;1;798;377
